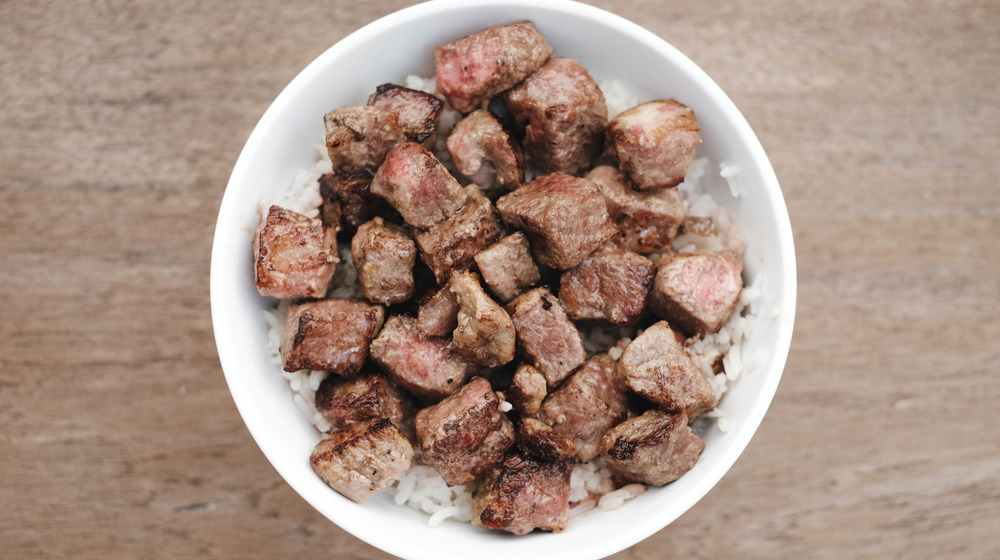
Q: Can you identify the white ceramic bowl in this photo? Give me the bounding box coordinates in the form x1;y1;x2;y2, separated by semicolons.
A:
211;1;796;558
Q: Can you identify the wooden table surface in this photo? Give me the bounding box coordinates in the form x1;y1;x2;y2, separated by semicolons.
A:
3;1;998;558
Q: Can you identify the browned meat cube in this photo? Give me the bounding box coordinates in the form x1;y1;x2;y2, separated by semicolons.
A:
309;418;414;503
608;99;701;191
585;165;686;253
446;109;524;192
505;57;607;175
507;288;585;388
559;242;655;326
254;205;338;299
415;377;515;485
324;106;407;176
351;217;416;305
472;452;572;535
515;418;577;462
314;371;416;439
450;271;516;367
435;21;554;113
280;299;384;375
649;252;744;336
416;283;459;337
318;171;389;232
506;364;547;416
370;142;468;228
600;409;704;486
473;232;540;302
367;83;443;146
538;353;629;462
369;315;470;401
414;189;502;283
495;173;616;270
618;321;716;418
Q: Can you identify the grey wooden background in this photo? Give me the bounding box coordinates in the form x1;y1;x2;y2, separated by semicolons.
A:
2;1;998;558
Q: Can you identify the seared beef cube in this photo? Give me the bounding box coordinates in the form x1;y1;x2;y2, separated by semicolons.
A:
473;452;572;535
314;371;416;439
474;232;540;302
367;83;443;146
280;299;384;374
618;321;716;418
515;418;577;462
506;364;547;416
415;189;502;283
324;106;407;175
416;284;459;337
585;165;686;253
369;315;470;401
370;142;468;228
254;205;338;299
415;377;515;485
496;173;616;270
507;288;585;388
649;252;743;336
351;217;416;305
538;353;628;461
447;109;524;192
608;99;701;191
505;57;607;175
318;171;389;232
435;21;554;113
600;409;704;486
450;271;516;367
310;418;414;503
559;242;655;326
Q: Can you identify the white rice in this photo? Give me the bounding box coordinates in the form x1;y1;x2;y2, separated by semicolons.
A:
261;76;766;527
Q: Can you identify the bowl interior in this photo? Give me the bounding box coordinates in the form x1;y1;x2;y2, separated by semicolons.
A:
211;1;796;559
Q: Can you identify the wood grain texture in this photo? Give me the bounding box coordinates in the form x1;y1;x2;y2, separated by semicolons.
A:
2;1;998;559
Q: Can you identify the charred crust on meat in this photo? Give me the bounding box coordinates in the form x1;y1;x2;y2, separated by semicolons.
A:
293;313;313;347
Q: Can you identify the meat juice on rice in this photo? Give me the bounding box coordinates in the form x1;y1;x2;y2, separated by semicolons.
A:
261;77;768;526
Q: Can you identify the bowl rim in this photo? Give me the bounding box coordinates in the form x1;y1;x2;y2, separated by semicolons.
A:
211;1;797;558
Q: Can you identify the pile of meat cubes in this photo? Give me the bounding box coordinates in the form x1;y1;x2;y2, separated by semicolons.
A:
253;21;744;535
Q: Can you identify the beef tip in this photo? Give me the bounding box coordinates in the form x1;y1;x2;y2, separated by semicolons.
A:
314;371;416;440
506;364;547;416
414;189;502;283
505;57;607;175
369;315;470;401
254;205;338;299
280;299;384;375
416;283;459;337
585;165;686;253
473;232;541;302
367;83;443;146
310;418;414;503
435;21;554;113
649;252;744;336
415;377;515;485
324;106;407;176
618;321;716;418
450;271;516;368
600;409;704;486
351;217;416;305
559;241;655;326
318;171;390;233
446;109;524;192
370;142;468;228
472;452;572;535
495;173;616;270
515;418;577;462
537;353;629;462
507;288;585;388
608;99;701;191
